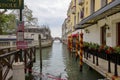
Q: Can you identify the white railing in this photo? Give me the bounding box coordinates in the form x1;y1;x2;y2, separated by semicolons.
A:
0;40;52;48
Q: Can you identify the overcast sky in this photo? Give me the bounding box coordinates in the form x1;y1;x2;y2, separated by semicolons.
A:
24;0;71;37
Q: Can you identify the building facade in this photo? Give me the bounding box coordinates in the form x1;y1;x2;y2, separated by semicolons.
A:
24;26;52;41
63;0;120;47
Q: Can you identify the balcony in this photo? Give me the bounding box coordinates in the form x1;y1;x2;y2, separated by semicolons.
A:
67;16;70;22
80;10;84;18
78;0;84;5
71;6;76;14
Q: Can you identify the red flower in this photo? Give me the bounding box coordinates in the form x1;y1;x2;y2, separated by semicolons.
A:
106;47;114;54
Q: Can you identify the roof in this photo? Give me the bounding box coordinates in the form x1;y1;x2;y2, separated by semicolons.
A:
75;0;120;29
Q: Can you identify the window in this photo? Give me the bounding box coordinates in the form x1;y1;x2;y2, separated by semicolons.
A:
101;0;107;7
101;26;106;45
74;16;76;25
78;12;79;23
117;23;120;46
80;8;84;18
75;0;76;5
91;0;95;14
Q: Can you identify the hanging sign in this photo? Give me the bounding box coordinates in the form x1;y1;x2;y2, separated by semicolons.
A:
16;21;28;49
16;41;28;49
0;0;24;9
17;21;24;31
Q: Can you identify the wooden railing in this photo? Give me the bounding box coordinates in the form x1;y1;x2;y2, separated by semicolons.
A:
0;46;36;80
84;48;120;76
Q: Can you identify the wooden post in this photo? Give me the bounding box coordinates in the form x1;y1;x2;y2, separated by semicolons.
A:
75;33;79;61
0;59;2;80
39;35;42;80
79;30;83;72
39;35;42;71
33;47;36;62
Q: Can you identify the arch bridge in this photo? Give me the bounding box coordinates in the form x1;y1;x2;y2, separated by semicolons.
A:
52;37;62;42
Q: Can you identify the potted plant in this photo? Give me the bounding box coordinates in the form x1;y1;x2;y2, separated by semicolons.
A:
113;46;120;65
114;46;120;54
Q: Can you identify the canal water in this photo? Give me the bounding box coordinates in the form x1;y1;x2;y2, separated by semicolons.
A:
33;41;104;80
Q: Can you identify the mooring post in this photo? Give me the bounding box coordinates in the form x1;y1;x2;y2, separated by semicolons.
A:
39;35;42;71
12;62;25;80
75;33;79;61
39;35;42;80
0;59;2;80
79;30;83;72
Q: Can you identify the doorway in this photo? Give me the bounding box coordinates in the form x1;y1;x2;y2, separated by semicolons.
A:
101;26;106;45
117;22;120;46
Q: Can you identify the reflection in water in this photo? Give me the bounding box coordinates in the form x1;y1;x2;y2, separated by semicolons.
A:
33;41;104;80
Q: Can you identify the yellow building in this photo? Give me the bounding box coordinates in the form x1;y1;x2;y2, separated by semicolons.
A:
65;0;84;36
64;0;120;47
77;0;120;47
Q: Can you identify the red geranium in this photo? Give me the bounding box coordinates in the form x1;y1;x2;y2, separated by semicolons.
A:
106;47;114;54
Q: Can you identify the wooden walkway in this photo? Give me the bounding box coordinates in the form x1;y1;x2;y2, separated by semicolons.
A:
83;52;120;80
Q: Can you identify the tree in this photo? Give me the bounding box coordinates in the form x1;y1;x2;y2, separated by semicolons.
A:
0;14;16;34
3;14;16;34
23;5;38;27
11;5;38;27
0;9;7;34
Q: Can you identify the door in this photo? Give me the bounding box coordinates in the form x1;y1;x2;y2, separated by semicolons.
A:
101;26;106;45
117;23;120;46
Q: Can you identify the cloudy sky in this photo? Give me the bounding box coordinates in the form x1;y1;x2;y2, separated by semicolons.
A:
24;0;71;37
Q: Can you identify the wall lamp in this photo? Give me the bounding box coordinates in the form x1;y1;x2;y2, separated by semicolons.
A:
85;29;90;33
104;23;110;30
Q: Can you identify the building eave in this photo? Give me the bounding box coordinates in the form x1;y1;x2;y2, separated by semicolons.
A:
75;0;120;29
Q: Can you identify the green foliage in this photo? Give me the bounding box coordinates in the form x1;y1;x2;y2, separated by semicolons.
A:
84;42;120;54
114;47;120;54
23;5;38;26
84;42;99;50
0;14;16;34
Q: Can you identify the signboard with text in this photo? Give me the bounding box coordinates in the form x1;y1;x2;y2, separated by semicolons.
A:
17;21;24;31
0;0;24;9
17;41;28;49
17;21;27;49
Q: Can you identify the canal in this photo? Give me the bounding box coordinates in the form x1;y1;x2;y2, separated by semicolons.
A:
33;41;104;80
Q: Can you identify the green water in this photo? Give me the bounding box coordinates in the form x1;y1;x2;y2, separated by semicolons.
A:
33;41;104;80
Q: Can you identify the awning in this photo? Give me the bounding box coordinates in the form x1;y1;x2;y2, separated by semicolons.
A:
75;0;120;29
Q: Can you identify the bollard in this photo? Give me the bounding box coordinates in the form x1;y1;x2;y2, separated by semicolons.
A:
12;62;25;80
